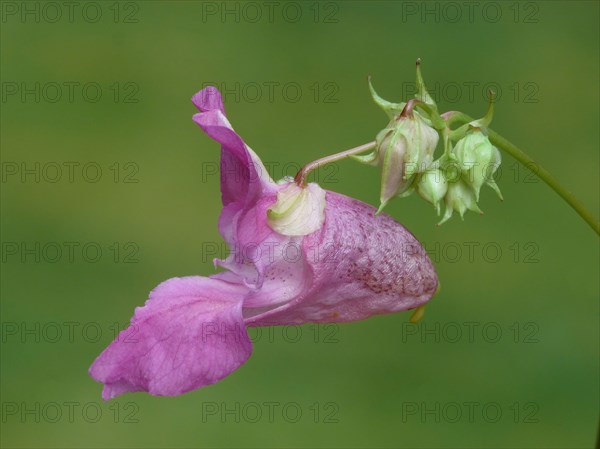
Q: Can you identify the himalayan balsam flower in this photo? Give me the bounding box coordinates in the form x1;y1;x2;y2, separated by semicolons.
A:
88;87;438;400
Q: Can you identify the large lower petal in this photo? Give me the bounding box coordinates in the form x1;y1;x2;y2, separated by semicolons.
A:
89;276;252;400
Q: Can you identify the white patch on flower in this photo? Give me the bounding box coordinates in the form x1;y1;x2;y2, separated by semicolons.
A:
267;182;326;236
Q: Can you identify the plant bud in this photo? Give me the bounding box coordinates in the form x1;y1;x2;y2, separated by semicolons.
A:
438;179;482;225
356;113;439;212
453;129;502;200
417;169;448;215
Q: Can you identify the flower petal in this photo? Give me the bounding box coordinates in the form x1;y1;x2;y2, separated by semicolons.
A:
192;87;226;114
245;191;438;325
89;276;252;399
216;194;312;309
192;87;276;207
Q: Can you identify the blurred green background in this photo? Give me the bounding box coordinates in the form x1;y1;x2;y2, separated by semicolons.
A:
1;1;598;448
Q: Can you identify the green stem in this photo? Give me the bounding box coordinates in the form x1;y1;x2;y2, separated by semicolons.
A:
443;111;599;235
295;141;376;186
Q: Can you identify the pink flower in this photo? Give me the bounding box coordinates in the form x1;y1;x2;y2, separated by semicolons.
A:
88;87;438;400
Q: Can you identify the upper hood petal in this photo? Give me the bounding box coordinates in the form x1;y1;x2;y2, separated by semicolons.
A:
192;86;276;208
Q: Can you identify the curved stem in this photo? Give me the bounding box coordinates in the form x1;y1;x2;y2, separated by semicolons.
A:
444;111;600;235
295;141;376;186
400;98;421;119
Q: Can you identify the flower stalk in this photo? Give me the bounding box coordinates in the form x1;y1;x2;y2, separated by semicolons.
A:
294;141;376;186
